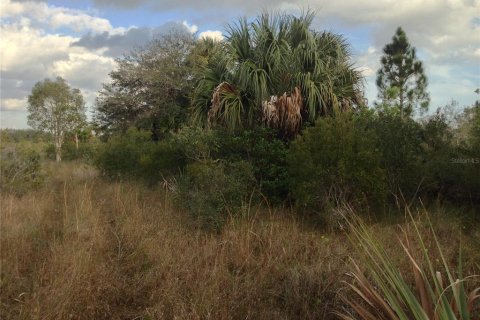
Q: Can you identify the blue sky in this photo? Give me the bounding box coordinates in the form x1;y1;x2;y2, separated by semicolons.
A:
1;0;479;128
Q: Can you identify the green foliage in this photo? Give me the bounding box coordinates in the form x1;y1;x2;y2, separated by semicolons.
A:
0;129;51;143
364;106;480;205
176;160;256;230
213;128;289;203
45;140;97;162
44;129;97;162
420;106;480;203
0;142;44;195
376;27;430;117
370;110;424;200
95;128;185;184
85;13;479;224
170;126;286;226
192;11;363;134
419;110;456;196
94;28;197;139
27;76;86;161
288;111;387;211
172;126;289;203
461;103;480;150
171;126;220;162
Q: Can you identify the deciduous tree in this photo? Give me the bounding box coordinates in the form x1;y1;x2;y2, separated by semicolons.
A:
94;27;198;139
27;77;86;162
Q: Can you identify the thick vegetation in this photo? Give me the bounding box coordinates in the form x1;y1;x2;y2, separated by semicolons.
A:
90;11;480;229
7;9;480;320
192;11;363;135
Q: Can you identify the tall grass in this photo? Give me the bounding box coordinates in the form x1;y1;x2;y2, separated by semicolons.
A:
1;163;349;319
1;162;478;319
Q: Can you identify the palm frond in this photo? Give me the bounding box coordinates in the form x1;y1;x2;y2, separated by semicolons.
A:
191;10;365;135
208;82;245;130
336;206;480;320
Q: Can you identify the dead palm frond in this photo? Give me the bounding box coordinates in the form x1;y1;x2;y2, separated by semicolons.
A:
262;86;303;134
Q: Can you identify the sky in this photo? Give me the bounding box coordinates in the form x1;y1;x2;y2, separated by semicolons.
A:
1;0;479;129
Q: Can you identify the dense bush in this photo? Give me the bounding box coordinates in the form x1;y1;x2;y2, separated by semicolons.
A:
93;106;479;225
370;109;424;200
0;142;44;195
46;140;97;162
168;127;286;226
288;111;387;212
418;111;454;197
95;128;185;183
423;105;480;203
176;160;256;229
213;128;289;203
172;126;289;203
368;105;480;205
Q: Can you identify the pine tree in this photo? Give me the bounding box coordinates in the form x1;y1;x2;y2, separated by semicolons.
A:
376;27;430;118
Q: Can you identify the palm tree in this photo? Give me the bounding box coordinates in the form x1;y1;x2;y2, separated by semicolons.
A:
192;11;364;136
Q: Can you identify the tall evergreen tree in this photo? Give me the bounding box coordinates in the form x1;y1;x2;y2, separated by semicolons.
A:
376;27;429;118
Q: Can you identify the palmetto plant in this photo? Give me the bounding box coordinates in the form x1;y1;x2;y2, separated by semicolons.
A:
336;206;480;320
192;11;364;135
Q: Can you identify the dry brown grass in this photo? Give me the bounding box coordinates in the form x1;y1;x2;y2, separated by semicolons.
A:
1;162;478;319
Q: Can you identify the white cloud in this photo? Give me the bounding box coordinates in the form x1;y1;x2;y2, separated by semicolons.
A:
0;2;117;127
0;19;116;84
0;0;122;33
317;0;479;63
355;46;379;77
182;20;198;33
1;98;27;111
1;20;72;74
321;0;480;108
50;52;115;91
198;30;224;41
0;2;214;128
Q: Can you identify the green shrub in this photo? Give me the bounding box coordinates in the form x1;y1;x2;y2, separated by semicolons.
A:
176;160;256;230
213;128;289;203
416;108;480;204
171;126;220;162
288;111;387;212
46;140;97;162
420;111;459;199
371;110;424;200
172;126;289;203
95;128;185;183
0;142;44;195
0;129;51;143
